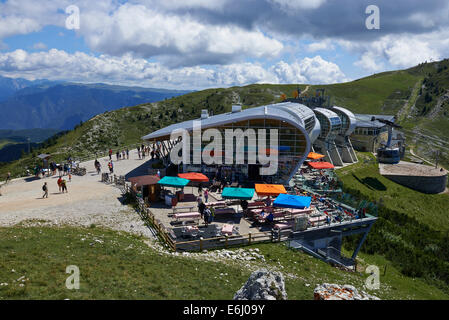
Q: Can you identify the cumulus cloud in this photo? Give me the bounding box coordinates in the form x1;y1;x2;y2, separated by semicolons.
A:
0;49;347;88
307;40;335;52
77;3;283;67
270;0;327;11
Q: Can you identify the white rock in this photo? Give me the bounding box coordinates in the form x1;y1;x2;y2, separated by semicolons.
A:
234;269;287;300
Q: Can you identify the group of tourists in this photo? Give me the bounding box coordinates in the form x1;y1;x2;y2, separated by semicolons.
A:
137;143;163;160
109;148;129;161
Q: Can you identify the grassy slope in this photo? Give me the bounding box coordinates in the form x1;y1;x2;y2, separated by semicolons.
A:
336;153;449;232
315;70;421;115
0;225;447;300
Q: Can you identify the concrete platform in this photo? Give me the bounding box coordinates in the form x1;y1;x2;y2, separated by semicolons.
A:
379;161;448;194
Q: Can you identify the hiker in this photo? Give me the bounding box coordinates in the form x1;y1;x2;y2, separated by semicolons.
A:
109;149;112;160
203;207;211;227
57;177;63;192
5;172;11;184
209;206;215;224
108;161;114;174
204;189;209;203
42;182;48;198
94;159;101;174
61;178;68;193
198;199;205;218
126;148;129;160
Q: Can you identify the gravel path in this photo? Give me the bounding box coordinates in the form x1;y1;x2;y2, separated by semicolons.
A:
0;149;156;238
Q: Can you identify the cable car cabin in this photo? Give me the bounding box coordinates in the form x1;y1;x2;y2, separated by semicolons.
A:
377;147;401;164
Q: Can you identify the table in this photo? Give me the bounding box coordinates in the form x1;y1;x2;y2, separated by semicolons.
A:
221;224;234;235
173;212;201;223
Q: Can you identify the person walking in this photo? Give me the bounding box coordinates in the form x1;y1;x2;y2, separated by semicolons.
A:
61;178;68;193
109;148;112;160
57;177;62;193
5;172;11;184
126;148;129;160
108;160;114;174
42;182;48;198
204;189;209;204
94;159;101;174
203;207;211;227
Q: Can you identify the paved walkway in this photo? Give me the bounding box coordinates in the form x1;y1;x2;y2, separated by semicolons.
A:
0;149;156;238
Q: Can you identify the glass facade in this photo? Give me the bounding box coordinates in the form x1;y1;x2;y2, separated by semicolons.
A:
171;119;308;185
315;112;342;141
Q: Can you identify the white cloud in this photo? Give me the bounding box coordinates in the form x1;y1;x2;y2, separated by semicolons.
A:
354;52;385;72
307;40;335;52
270;0;327;11
76;3;283;66
349;30;446;71
0;49;347;89
384;38;440;68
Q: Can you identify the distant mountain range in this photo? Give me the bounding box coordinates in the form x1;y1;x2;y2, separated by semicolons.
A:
0;75;191;130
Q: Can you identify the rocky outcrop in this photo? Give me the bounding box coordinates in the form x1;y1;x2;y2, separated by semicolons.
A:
314;283;380;300
233;269;287;300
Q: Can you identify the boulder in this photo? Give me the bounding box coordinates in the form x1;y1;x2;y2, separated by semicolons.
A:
233;269;287;300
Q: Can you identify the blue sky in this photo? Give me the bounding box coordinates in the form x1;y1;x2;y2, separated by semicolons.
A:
0;0;447;89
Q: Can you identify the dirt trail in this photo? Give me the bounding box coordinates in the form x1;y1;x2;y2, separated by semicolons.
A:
0;149;155;238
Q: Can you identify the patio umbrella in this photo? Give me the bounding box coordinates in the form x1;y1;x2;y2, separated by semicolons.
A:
307;152;325;160
127;175;160;187
255;184;287;197
273;194;312;209
222;187;255;200
307;161;335;169
157;176;190;188
178;172;209;182
178;172;209;193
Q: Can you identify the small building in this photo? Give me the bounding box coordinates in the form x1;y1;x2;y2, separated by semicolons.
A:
350;114;395;152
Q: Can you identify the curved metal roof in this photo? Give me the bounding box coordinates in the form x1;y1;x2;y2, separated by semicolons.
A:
331;106;357;136
142;102;315;141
